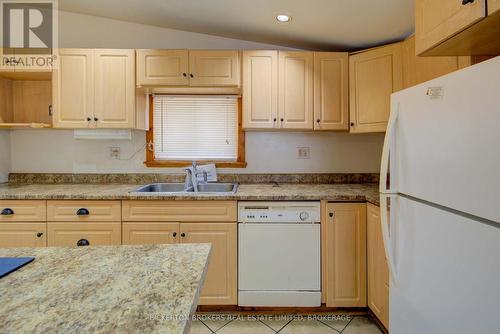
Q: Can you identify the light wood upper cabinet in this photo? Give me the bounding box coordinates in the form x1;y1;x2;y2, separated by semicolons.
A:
94;49;135;128
278;51;314;130
123;222;179;245
349;43;403;133
189;50;240;87
415;0;486;55
402;36;471;88
367;203;389;329
53;49;136;129
136;50;189;86
242;51;278;129
136;50;240;87
52;49;94;128
0;223;46;248
313;52;349;131
325;203;367;307
180;223;237;305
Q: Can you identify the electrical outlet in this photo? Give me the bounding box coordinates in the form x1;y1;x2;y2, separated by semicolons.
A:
109;147;121;159
297;147;310;159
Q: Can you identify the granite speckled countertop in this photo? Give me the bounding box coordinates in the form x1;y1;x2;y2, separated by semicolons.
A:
0;244;211;334
0;183;380;206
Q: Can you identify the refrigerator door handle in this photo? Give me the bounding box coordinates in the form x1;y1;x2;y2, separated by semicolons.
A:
380;194;399;285
380;103;399;194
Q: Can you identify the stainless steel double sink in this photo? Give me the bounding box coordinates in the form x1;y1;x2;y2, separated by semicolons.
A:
132;182;238;194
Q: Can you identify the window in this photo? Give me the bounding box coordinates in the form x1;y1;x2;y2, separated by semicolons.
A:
145;95;246;167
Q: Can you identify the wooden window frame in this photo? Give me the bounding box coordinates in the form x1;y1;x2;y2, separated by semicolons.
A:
145;95;247;168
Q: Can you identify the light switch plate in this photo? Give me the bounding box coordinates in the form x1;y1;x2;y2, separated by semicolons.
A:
297;147;310;159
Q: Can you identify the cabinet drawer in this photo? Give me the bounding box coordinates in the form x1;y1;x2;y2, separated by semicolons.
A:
0;200;46;222
122;222;179;245
0;223;47;248
122;201;237;222
47;222;121;247
47;201;121;222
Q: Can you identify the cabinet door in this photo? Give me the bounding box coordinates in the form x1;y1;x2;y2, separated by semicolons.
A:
402;36;470;88
123;222;179;245
278;51;314;130
415;0;486;55
367;203;389;329
180;223;237;305
349;43;403;133
242;51;278;129
52;49;94;128
94;49;135;128
313;52;349;131
325;203;367;307
491;0;500;14
0;223;46;248
47;222;121;247
136;49;189;86
189;50;240;87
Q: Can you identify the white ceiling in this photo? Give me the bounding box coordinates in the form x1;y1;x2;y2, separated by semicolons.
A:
59;0;415;50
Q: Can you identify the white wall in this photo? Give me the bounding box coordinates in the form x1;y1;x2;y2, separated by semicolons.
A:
10;130;384;174
8;12;385;175
0;130;11;182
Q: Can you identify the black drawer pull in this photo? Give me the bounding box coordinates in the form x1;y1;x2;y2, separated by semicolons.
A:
77;239;90;246
462;0;475;5
1;208;14;215
173;232;177;237
180;233;186;237
76;208;90;216
36;232;44;238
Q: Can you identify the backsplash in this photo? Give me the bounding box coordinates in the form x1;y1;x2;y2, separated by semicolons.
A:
8;173;379;185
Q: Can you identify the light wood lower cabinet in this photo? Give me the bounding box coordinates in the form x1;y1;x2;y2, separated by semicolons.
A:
324;202;367;307
0;223;46;247
122;222;179;245
47;222;121;247
0;200;46;222
180;223;237;305
367;203;389;329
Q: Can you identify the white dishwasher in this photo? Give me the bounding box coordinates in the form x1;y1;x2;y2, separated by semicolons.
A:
238;201;321;307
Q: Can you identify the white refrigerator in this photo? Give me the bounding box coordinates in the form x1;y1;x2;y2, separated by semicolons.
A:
380;56;500;334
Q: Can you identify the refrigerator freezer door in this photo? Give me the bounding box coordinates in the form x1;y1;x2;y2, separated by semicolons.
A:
390;196;500;334
390;56;500;222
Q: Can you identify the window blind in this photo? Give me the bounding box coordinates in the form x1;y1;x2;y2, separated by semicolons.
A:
153;95;238;161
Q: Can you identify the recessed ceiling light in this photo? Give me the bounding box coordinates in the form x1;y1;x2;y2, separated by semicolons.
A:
276;14;291;23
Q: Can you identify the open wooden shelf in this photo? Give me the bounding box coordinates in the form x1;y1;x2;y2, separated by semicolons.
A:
0;73;53;127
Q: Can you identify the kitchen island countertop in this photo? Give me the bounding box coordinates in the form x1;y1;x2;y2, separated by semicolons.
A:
0;243;211;334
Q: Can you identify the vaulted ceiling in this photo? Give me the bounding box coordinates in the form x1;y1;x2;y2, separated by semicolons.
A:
59;0;414;50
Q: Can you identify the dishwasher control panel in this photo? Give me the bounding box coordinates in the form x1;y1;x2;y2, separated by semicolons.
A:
238;201;320;223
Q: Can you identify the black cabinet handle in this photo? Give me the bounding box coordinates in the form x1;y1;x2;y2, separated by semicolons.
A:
189;74;194;78
180;233;186;237
316;119;321;123
87;117;92;122
48;105;53;116
76;208;90;216
329;212;334;218
36;232;44;238
280;118;284;122
1;208;14;215
350;122;355;127
93;117;98;122
77;239;90;246
173;232;177;237
462;0;474;4
182;73;187;77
